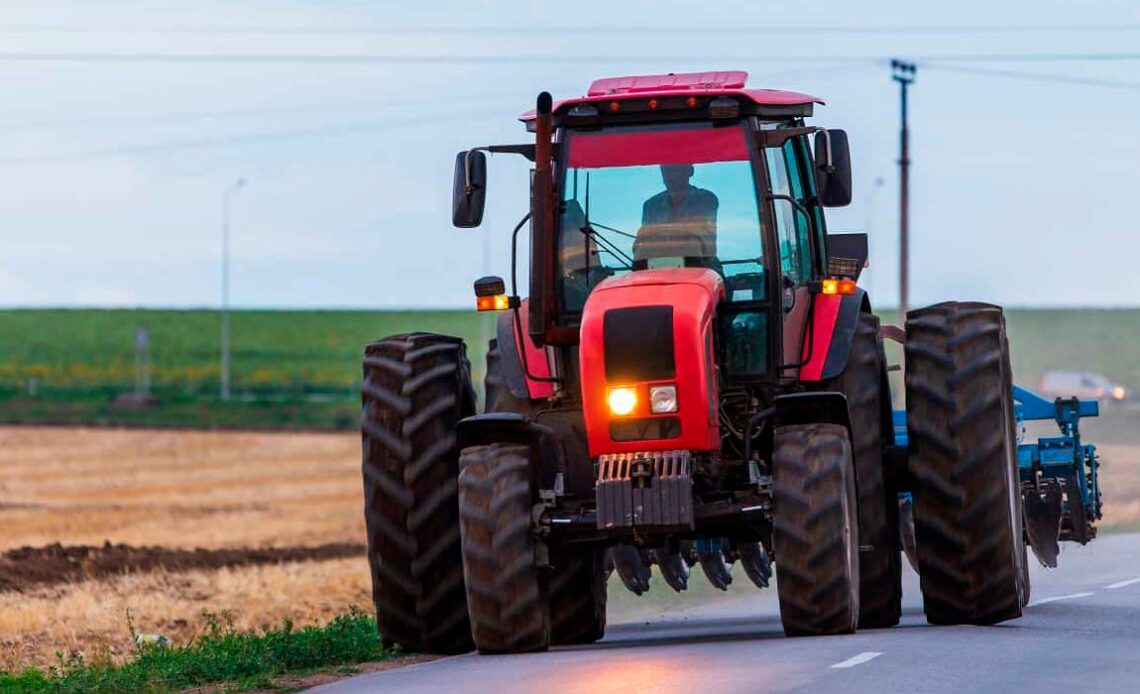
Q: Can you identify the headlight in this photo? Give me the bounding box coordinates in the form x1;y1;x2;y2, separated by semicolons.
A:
649;385;678;414
1113;386;1127;400
607;387;637;416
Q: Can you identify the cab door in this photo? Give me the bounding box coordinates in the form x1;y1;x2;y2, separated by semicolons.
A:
765;136;820;376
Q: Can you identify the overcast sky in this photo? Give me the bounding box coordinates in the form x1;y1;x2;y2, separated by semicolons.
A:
1;0;1138;309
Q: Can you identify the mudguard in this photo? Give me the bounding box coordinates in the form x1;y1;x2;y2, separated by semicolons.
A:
773;392;852;433
494;306;554;401
457;413;565;492
799;287;871;382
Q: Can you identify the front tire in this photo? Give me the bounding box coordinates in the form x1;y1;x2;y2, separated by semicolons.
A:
905;302;1027;625
361;333;476;654
772;423;860;636
458;443;551;653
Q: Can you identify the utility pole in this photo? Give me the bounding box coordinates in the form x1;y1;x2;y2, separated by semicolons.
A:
892;60;916;317
221;177;246;402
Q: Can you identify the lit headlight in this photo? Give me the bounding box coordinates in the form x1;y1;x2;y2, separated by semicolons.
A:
607;387;637;416
649;385;678;414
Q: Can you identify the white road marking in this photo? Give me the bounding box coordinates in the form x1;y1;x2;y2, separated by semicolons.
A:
1106;578;1140;590
1028;591;1094;607
830;651;883;669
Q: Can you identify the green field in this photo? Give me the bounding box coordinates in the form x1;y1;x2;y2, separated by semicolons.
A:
0;307;1137;435
0;309;494;429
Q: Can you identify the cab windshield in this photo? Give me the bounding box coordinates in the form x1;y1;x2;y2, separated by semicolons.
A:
558;123;766;313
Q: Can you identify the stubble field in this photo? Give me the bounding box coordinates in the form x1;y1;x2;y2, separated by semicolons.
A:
2;425;1139;672
0;427;370;670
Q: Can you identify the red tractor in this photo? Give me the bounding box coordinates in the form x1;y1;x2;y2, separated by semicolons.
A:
361;71;1030;654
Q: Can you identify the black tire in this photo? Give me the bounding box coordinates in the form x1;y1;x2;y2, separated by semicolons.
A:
549;544;607;645
821;313;902;629
361;333;476;654
905;302;1027;625
458;443;551;653
487;339;605;644
772;423;860;636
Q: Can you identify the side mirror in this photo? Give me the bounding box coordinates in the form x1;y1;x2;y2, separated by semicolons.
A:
814;130;852;207
452;149;487;228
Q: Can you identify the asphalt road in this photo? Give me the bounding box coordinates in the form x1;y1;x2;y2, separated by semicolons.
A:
314;532;1140;694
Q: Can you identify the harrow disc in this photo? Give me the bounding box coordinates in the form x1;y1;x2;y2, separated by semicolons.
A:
1024;480;1064;568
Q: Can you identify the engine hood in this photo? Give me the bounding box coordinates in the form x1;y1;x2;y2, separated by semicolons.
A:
578;268;725;457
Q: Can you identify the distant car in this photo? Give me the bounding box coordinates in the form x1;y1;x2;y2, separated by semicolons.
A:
1038;370;1128;403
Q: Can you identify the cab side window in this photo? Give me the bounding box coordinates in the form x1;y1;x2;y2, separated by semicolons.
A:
766;141;815;285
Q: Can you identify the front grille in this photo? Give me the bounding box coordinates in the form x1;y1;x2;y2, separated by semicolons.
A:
596;450;693;530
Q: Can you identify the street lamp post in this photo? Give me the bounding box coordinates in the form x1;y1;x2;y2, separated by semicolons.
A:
221;178;246;402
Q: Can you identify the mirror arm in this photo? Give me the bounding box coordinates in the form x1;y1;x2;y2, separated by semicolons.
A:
758;125;821;148
487;144;536;161
816;129;834;173
463;147;486;197
462;144;538;196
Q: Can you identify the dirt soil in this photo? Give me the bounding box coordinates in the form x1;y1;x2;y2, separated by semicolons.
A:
0;541;365;593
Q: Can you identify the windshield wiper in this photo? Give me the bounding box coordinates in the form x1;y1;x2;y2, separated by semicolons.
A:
588;220;636;240
579;224;633;269
577;170;634;269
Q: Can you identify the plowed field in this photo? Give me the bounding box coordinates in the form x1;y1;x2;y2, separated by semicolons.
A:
0;427;371;669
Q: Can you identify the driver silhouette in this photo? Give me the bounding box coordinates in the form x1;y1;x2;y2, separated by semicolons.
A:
633;164;719;267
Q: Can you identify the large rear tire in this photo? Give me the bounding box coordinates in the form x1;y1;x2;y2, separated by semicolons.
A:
458;443;551;653
361;333;476;654
821;313;902;629
772;423;860;636
905;302;1027;625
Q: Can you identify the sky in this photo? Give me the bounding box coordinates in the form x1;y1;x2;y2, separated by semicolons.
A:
1;0;1138;309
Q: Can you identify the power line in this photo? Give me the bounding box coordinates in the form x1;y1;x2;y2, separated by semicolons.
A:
1;51;1140;64
5;23;1140;36
0;93;516;130
0;110;504;167
921;63;1140;91
0;51;870;64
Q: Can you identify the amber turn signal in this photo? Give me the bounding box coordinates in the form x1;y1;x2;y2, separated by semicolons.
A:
476;295;512;311
820;278;857;296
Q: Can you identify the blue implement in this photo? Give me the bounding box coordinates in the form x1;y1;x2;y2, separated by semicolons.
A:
893;384;1101;548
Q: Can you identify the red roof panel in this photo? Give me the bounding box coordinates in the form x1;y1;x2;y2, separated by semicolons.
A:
587;70;748;96
520;70;823;120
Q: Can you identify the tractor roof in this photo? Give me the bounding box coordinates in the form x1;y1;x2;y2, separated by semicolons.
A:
520;70;823;122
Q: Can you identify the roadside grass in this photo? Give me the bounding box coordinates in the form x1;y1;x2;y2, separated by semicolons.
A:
0;609;392;694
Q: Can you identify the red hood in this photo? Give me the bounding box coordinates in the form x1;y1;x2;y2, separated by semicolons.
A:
591;268;724;300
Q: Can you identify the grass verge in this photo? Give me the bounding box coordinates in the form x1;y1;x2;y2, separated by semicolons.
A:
0;609;393;694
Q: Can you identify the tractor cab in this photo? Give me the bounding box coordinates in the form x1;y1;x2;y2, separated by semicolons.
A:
455;71;859;387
